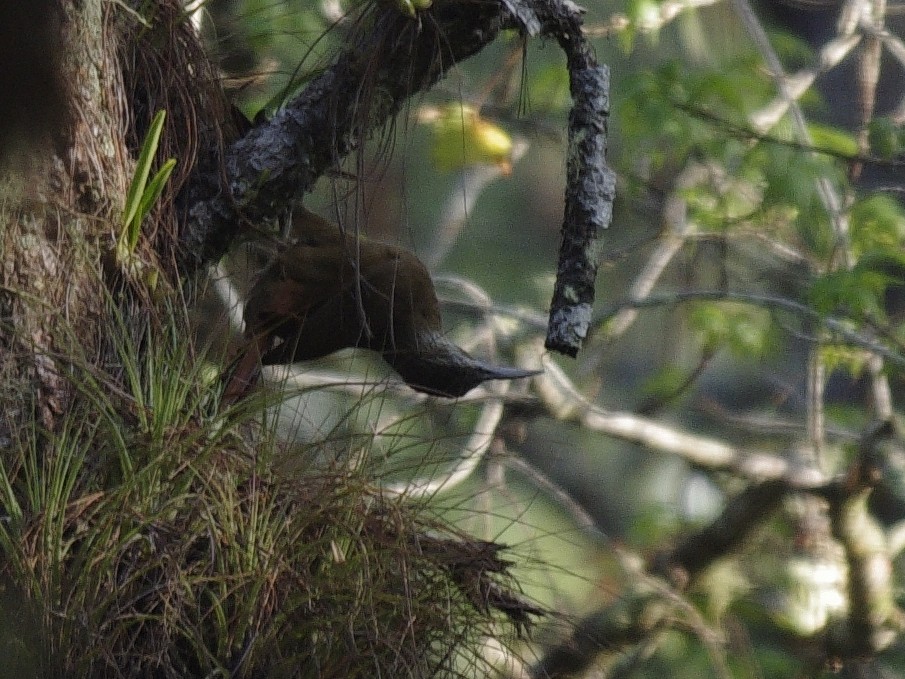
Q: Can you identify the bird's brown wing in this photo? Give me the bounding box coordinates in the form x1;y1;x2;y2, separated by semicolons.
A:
291;208;347;247
223;243;349;404
352;246;442;353
244;244;349;337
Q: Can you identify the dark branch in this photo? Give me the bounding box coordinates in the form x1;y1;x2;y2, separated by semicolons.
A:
529;590;670;679
536;1;616;357
181;0;515;270
651;480;787;586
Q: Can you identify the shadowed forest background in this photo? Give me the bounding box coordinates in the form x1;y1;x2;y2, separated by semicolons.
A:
3;0;905;677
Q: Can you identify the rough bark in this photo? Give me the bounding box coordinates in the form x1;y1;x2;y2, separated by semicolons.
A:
0;0;230;435
0;0;128;432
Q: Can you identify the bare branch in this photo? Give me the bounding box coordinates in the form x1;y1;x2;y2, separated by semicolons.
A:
520;339;828;485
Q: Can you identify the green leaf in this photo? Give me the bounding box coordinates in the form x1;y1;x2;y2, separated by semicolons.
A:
819;345;869;377
868;117;902;160
808;256;905;320
807;122;858;157
123;109;167;231
117;110;176;279
134;158;177;233
851;194;905;255
690;302;771;356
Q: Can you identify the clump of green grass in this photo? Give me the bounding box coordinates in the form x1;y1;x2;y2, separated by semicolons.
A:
0;297;534;678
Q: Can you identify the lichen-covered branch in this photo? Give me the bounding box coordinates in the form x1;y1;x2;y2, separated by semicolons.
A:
536;2;617;357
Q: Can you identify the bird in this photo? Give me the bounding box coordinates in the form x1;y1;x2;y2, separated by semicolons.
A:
223;208;538;402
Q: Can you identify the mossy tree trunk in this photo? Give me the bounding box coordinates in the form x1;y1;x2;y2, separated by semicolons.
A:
1;0;130;432
1;0;228;436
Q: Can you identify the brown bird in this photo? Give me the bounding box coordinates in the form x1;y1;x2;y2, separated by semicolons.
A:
223;209;538;401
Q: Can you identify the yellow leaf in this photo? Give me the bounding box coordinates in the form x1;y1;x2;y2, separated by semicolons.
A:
424;103;514;172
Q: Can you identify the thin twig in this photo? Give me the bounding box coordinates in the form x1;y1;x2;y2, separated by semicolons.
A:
518;339;829;486
601;163;703;341
592;289;905;367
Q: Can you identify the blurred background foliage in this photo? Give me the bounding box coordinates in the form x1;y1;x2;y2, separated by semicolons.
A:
200;0;905;676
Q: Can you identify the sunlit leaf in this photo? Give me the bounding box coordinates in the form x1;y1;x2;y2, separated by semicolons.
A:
122;110;167;233
807;123;858;158
423;103;514;173
851;194;905;255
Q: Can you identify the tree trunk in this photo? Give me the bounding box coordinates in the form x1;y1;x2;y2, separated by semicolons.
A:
3;0;124;432
0;0;229;435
